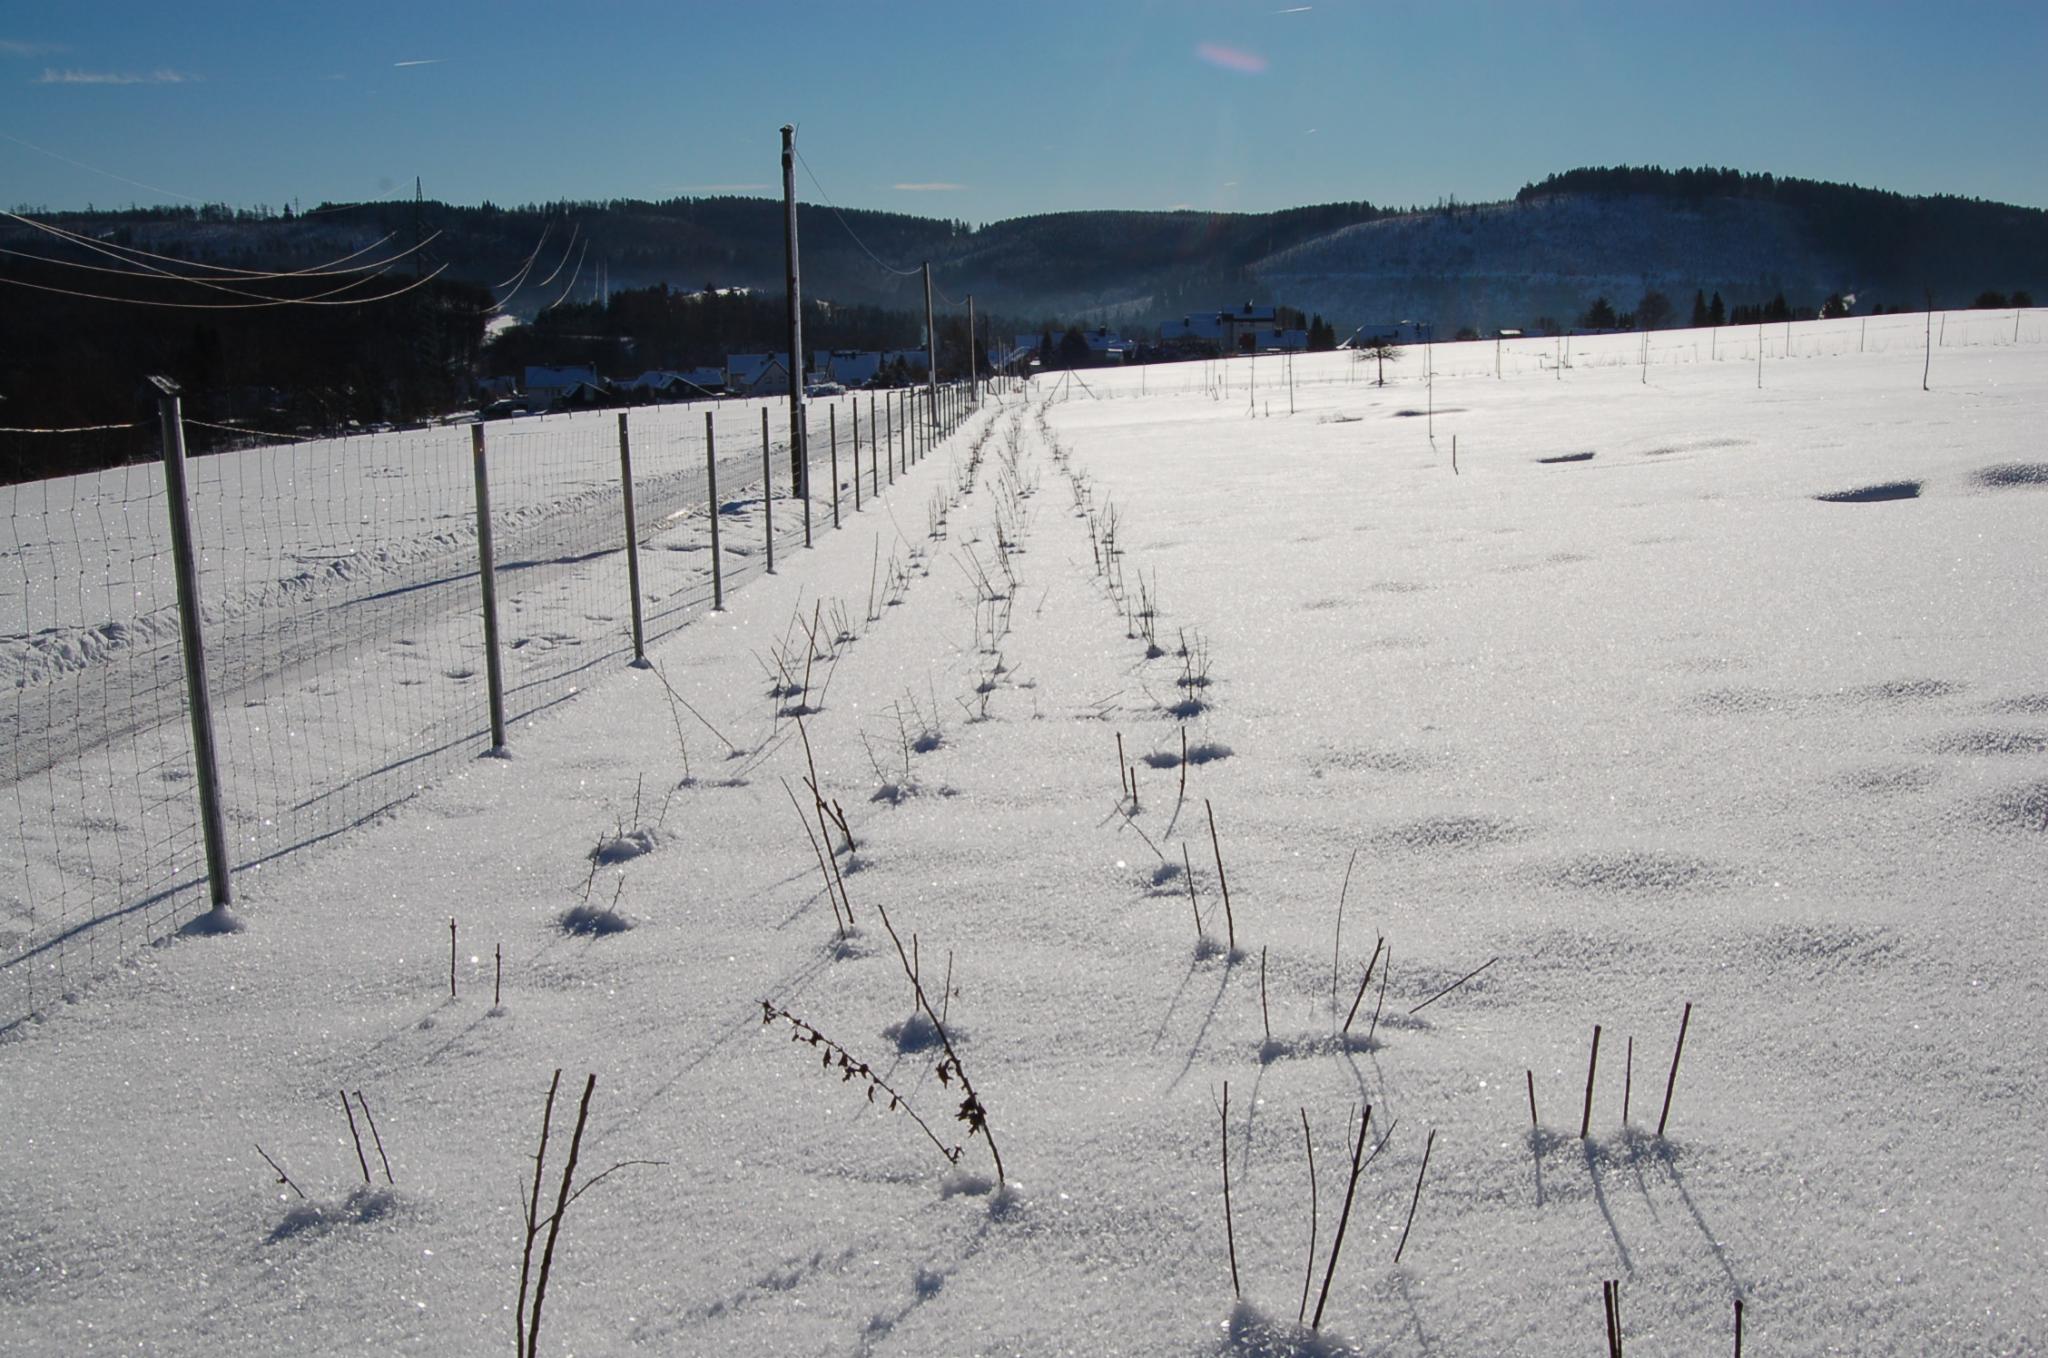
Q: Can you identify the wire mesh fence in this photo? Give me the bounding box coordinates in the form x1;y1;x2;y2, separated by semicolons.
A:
3;384;978;1025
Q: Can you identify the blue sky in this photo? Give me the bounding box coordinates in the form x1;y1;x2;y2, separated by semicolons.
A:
4;1;2045;221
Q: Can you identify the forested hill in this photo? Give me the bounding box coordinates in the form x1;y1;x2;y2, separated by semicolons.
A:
7;167;2042;333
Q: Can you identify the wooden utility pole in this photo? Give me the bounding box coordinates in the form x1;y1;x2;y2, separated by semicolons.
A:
780;125;807;498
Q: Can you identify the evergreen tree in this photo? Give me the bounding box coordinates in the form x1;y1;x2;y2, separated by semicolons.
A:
1709;292;1725;326
1691;290;1709;327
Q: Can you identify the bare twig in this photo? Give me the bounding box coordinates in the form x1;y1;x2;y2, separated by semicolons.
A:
1392;1127;1437;1264
1297;1107;1319;1325
1341;937;1385;1035
254;1143;305;1200
526;1073;597;1358
1408;956;1498;1015
1311;1103;1373;1329
1221;1081;1240;1299
353;1091;393;1184
1205;799;1235;954
341;1089;370;1185
515;1069;561;1358
1657;1002;1693;1138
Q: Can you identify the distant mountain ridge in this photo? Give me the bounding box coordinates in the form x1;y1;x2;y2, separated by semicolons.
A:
8;165;2046;335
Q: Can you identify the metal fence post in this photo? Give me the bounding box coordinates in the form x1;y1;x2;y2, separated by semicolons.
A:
616;412;646;664
761;407;775;574
705;410;723;609
871;393;880;498
470;423;508;752
851;397;862;511
885;393;895;486
150;376;233;915
801;404;813;548
829;404;841;528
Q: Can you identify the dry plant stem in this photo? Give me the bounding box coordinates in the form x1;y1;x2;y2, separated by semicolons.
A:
1221;1081;1240;1299
495;943;502;1006
1183;842;1200;938
1205;799;1235;954
1368;945;1392;1044
1581;1025;1603;1141
1392;1127;1437;1264
515;1069;561;1358
1605;1279;1621;1358
1179;725;1189;802
1258;946;1273;1040
1623;1036;1634;1127
1735;1297;1744;1356
1526;1070;1539;1130
526;1073;597;1358
449;917;457;1000
781;777;847;937
1116;732;1129;801
354;1092;393;1184
1311;1103;1373;1330
1657;1001;1693;1138
1342;937;1385;1035
760;1003;962;1165
651;660;740;755
1297;1108;1318;1326
865;894;1005;1184
255;1143;305;1200
341;1089;370;1184
1330;848;1358;1017
1408;956;1498;1014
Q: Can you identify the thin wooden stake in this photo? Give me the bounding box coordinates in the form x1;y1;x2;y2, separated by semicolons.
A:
1581;1025;1602;1140
354;1091;394;1184
341;1089;370;1184
1657;1001;1692;1138
1526;1069;1539;1130
1605;1279;1621;1358
1392;1127;1436;1263
1221;1081;1240;1299
1734;1297;1744;1356
1205;799;1235;954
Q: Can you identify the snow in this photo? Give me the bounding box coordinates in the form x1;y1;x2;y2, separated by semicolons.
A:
4;310;2047;1354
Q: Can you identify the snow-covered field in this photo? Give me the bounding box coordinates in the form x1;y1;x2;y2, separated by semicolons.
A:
3;313;2045;1355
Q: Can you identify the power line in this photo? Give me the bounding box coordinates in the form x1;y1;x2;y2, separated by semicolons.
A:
793;147;923;279
0;261;451;310
3;208;435;281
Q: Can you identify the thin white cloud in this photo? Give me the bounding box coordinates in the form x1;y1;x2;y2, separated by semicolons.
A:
38;67;196;85
1;39;62;57
393;59;443;68
1275;5;1313;12
893;182;965;192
